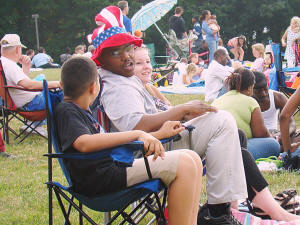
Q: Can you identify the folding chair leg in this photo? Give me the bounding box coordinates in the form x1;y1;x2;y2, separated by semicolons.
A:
79;203;83;225
64;196;75;225
54;187;97;225
48;185;53;225
104;212;111;224
54;188;71;225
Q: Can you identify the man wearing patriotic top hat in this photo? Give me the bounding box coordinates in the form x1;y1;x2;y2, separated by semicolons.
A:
93;6;246;225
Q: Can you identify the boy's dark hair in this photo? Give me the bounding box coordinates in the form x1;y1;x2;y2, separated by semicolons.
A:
253;71;267;89
61;57;98;99
225;68;255;92
175;6;183;14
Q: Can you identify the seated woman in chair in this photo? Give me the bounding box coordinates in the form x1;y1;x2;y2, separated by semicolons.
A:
212;68;281;160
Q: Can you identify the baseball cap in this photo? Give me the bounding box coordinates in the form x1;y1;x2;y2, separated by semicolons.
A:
0;34;27;48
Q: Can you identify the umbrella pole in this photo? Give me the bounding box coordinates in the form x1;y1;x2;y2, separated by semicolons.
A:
153;22;179;58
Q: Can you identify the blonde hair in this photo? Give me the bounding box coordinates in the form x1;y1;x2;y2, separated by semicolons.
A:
186;63;197;78
290;16;300;32
252;43;265;58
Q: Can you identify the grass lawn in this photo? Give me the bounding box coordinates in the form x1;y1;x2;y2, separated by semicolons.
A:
0;69;299;224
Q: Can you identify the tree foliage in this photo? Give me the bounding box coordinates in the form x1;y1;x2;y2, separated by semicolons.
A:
1;0;299;61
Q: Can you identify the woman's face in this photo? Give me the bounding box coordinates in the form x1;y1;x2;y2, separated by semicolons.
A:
238;38;244;46
205;11;211;20
134;48;152;85
291;20;299;30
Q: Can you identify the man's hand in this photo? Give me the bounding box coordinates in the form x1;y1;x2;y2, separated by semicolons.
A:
183;100;217;121
137;131;165;161
18;55;31;67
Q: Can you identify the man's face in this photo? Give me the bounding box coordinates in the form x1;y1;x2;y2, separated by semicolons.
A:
253;82;269;102
100;44;135;77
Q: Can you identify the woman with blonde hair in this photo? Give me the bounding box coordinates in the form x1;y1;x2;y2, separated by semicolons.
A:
281;16;300;67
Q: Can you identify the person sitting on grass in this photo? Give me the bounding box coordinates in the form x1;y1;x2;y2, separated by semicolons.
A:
252;71;300;149
97;6;247;225
212;68;280;160
56;56;203;225
31;47;60;68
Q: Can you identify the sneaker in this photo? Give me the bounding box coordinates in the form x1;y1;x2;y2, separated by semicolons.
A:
197;204;241;225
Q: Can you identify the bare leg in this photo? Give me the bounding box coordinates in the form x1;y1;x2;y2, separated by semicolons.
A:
168;152;202;225
185;150;203;224
252;187;300;221
230;48;239;60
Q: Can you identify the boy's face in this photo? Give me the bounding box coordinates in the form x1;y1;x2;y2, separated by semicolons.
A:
100;44;135;77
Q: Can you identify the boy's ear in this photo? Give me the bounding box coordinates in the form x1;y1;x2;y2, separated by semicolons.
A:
89;81;96;94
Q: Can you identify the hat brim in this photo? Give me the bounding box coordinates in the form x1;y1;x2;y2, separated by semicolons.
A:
92;33;142;66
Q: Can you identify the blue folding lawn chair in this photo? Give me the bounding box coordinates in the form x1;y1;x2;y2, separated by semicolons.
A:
42;80;169;225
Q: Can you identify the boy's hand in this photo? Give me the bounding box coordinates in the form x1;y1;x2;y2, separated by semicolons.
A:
183;100;217;120
138;131;165;161
159;121;185;138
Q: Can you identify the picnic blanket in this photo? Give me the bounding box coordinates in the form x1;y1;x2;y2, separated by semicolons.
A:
158;81;205;95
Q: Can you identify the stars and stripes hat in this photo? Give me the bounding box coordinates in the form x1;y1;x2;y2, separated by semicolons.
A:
90;6;142;66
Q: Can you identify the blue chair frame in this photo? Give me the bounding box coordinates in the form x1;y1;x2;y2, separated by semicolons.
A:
43;80;169;225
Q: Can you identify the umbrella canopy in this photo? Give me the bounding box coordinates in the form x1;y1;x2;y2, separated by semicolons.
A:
131;0;177;33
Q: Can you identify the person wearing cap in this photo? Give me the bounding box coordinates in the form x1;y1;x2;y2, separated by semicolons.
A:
94;6;247;225
0;34;60;112
31;47;60;68
118;1;132;34
191;15;203;53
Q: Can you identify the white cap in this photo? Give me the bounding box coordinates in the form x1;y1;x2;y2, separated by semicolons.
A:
0;34;27;48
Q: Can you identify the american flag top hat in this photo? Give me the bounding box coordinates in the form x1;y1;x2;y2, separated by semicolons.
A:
90;6;142;66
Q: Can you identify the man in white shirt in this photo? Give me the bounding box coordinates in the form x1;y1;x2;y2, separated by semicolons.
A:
0;34;60;109
204;49;234;102
0;34;60;135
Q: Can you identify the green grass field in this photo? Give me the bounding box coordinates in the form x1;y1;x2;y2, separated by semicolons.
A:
0;69;299;224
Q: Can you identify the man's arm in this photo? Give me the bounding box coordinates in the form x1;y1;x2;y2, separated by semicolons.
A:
134;100;217;132
18;79;60;90
274;91;296;135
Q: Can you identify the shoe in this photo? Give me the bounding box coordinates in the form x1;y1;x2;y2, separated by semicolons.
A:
197;204;241;225
0;152;16;158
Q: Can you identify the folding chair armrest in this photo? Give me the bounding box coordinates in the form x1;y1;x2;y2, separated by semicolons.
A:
3;85;42;92
4;85;60;92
